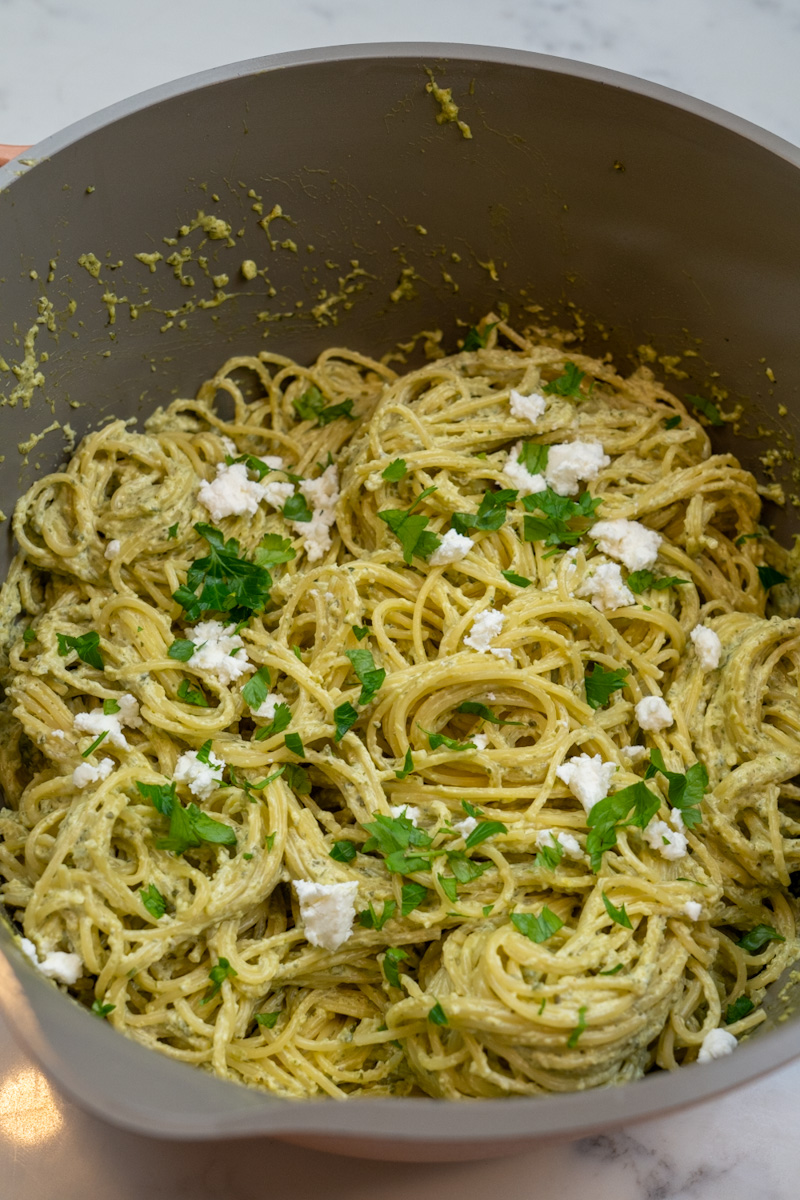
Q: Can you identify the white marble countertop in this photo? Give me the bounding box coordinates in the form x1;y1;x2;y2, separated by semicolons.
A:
2;1;800;1196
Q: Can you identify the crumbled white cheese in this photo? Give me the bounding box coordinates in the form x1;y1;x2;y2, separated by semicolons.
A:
464;610;506;653
509;389;546;424
73;692;141;750
635;696;674;731
472;732;489;750
251;691;279;720
186;620;253;685
670;807;686;831
683;900;702;921
173;748;226;801
452;815;478;839
502;442;546;496
623;745;649;763
698;1028;737;1063
390;804;421;826
259;455;284;471
644;818;687;860
430;528;474;566
261;479;296;510
20;938;83;985
293;464;340;563
72;757;114;789
293;879;359;951
198;461;268;522
219;435;238;457
489;646;514;664
556;753;617;814
690;624;722;671
545;441;610;496
104;539;121;560
590;518;662;572
577;562;634;612
535;828;583;859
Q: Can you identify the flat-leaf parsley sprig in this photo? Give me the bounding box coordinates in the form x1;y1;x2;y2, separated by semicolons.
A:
172;523;273;624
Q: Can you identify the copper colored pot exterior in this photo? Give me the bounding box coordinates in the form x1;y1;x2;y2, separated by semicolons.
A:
0;44;799;1159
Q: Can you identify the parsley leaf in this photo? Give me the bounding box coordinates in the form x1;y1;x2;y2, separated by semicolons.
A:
686;393;724;426
584;663;628;710
511;907;563;943
586;782;661;871
627;570;688;594
283;763;311;794
242;665;271;711
419;726;475;752
438;874;459;903
167;523;179;539
363;812;433;856
737;924;785;954
502;570;532;588
167;639;195;662
255;1011;280;1028
735;531;763;547
646;749;707;829
91;1000;115;1018
395;748;414;779
401;882;428;915
318;399;355;426
726;995;755;1024
462;322;497;351
446;850;490;883
283;493;313;523
254;533;296;568
56;631;104;670
534;836;564;873
598;963;624;976
292;385;355;426
663;415;681;430
333;701;358;741
382;458;407;482
567;1005;588;1048
104;700;123;719
517;442;549;475
456;701;523;726
602;892;633;929
22;627;36;645
174;523;272;623
137;780;236;855
253;701;292;740
358;900;397;931
465;819;507;850
758;565;789;590
452;488;518;536
345;647;386;706
353;625;369;641
225;452;273;481
382;946;408;988
543;361;588;399
330;840;357;863
522;488;601;548
428;1001;448;1026
378;487;441;564
201;957;238;1004
177;679;208;707
139;883;167;919
284;731;304;757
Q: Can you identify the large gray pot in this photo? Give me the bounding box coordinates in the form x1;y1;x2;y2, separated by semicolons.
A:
0;44;799;1162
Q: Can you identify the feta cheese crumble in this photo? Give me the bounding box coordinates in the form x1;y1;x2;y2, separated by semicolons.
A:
186;620;253;685
509;388;546;424
72;757;114;789
623;745;649;763
635;696;674;731
643;818;687;860
104;539;121;560
198;461;269;522
390;804;421;826
590;518;661;572
683;900;702;921
173;747;226;801
73;692;141;750
293;464;340;563
429;528;474;566
690;624;722;671
698;1028;737;1063
556;753;617;814
464;610;506;653
535;828;583;859
544;440;610;496
292;879;359;951
20;939;83;985
452;815;478;839
251;691;280;720
471;732;489;751
503;442;546;496
577;562;634;612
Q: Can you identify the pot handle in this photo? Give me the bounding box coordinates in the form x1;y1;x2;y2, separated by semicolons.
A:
0;144;31;166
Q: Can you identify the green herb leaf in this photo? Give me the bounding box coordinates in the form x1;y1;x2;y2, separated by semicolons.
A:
517;441;549;475
567;1005;588;1048
735;531;763;547
511;907;563;943
686;393;724;426
358;899;397;931
56;631;104;670
318;399;355;426
345;647;386;706
465;819;507;850
138;780;236;855
737;924;785;954
522;488;602;548
201;956;238;1004
283;492;313;523
534;836;565;873
225;452;272;481
395;748;414;780
452;488;518;536
177;679;209;707
284;731;304;757
627;570;688;594
139;883;167;920
256;1011;280;1028
330;839;357;863
353;625;369;641
646;749;707;829
598;963;624;976
584;663;628;710
446;850;491;883
254;533;296;568
663;415;681;430
333;700;358;741
382;946;408;988
292;384;355;426
80;730;109;758
602;892;633;929
437;874;459;903
102;698;121;715
501;570;532;588
283;763;311;794
91;1000;115;1018
758;565;789;590
428;1001;448;1026
175;523;272;623
22;627;36;645
401;882;428;915
378;489;441;564
543;361;588;399
242;665;271;711
456;701;523;726
586;782;661;871
167;523;179;539
382;458;408;482
462;322;497;351
253;701;292;740
726;995;755;1024
363;812;433;857
167;639;195;662
419;725;476;752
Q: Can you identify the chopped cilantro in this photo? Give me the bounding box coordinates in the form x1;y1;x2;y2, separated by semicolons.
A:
345;647;386;705
358;900;397;930
758;565;789;590
584;663;628;710
586;782;661;871
56;631;104;670
173;523;272;623
176;679;208;707
139;883;166;920
501;569;532;588
378;486;441;564
167;639;195;662
602;892;633;929
330;840;357;863
567;1005;588;1048
456;701;523;726
395;748;414;779
428;1001;448;1026
382;458;407;482
543;361;588;399
522;488;601;549
511;907;563;943
255;1011;280;1028
645;749;707;828
333;701;358;741
726;995;755;1024
80;730;109;758
201;956;238;1004
382;946;408;988
686;393;724;426
242;665;271;711
253;702;292;740
419;726;475;752
627;570;688;594
91;1000;115;1018
283;492;313;523
736;924;785;954
452;488;518;536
